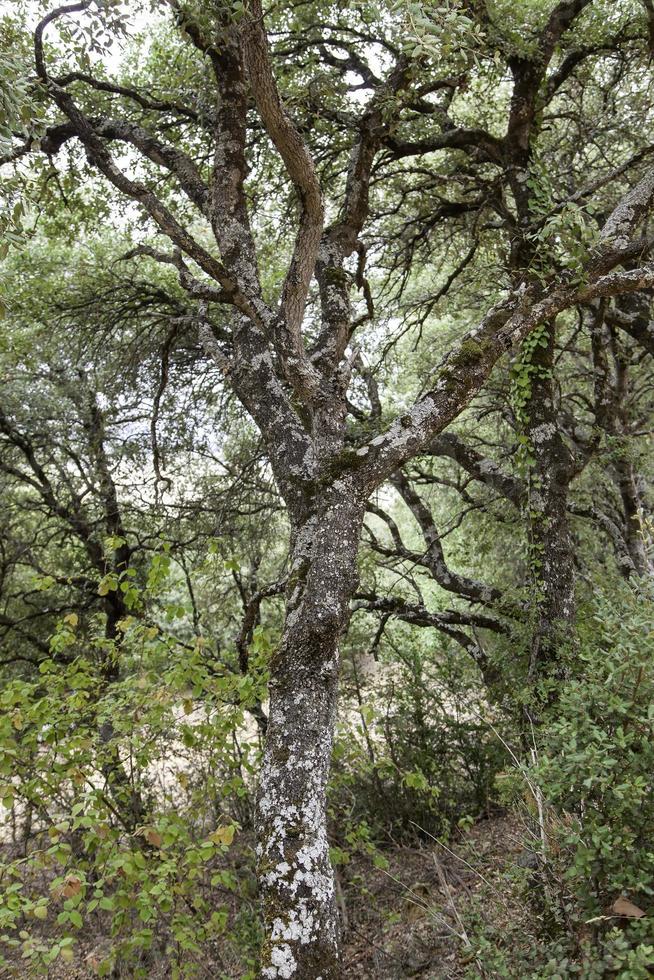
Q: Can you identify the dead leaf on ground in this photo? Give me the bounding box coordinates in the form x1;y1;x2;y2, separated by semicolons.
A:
611;896;646;918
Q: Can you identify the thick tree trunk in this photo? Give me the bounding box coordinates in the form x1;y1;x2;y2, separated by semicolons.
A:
256;481;364;979
528;474;575;676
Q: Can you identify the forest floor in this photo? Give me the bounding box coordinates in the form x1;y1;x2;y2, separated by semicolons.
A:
1;813;539;979
341;813;533;979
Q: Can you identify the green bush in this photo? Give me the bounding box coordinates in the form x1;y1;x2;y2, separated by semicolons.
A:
525;584;654;976
331;628;507;843
540;586;654;900
0;558;268;977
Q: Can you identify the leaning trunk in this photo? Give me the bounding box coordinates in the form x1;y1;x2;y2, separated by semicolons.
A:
256;482;364;979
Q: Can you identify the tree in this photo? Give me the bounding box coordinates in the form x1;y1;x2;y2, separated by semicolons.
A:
3;0;654;973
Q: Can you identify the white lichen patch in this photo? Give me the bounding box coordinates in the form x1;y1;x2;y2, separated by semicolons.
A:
530;422;556;444
262;942;297;979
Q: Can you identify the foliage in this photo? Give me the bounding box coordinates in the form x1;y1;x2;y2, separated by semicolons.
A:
463;584;654;979
0;555;269;977
333;627;506;842
537;585;654;963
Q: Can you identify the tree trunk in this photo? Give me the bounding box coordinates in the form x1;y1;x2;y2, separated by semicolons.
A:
526;323;576;681
615;456;651;578
98;574;146;831
256;481;364;979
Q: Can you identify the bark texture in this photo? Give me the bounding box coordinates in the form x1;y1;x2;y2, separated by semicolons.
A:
525;323;577;678
257;486;364;978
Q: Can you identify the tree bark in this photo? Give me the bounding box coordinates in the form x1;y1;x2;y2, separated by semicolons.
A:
256;481;364;979
615;457;651;577
526;323;576;680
